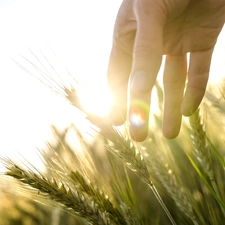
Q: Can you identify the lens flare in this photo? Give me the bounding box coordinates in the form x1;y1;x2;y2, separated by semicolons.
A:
129;99;149;129
129;109;146;128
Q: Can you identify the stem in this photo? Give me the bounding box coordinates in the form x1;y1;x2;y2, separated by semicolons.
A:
148;182;177;225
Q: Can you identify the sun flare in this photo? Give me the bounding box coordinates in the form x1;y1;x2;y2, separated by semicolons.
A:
78;84;112;117
129;113;146;128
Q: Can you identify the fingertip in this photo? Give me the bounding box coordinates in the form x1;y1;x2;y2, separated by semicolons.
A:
180;80;206;116
180;97;199;117
129;127;148;142
162;112;182;139
129;112;148;142
181;107;195;117
107;83;128;126
162;126;180;139
108;105;127;126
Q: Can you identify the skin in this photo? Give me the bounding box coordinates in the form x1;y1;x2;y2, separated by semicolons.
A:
107;0;225;141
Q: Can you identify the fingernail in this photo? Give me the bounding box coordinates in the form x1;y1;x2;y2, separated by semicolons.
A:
130;71;150;93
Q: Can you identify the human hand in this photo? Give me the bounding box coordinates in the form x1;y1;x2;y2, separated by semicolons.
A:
107;0;225;141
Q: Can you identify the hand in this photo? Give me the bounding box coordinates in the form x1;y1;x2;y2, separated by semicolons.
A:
107;0;225;141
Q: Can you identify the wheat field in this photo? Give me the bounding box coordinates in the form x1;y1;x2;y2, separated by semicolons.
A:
0;73;225;225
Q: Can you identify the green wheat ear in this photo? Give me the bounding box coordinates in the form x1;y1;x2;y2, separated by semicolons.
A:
3;160;115;225
189;109;213;181
188;109;225;216
144;136;198;224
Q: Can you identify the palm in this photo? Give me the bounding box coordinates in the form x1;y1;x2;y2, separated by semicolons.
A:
163;1;225;54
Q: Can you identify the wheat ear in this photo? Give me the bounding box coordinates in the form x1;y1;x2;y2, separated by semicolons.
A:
69;170;131;225
189;109;213;181
64;85;178;225
189;109;225;217
4;160;115;225
145;142;198;225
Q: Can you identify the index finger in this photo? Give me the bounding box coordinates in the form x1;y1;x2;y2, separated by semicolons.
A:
129;9;165;141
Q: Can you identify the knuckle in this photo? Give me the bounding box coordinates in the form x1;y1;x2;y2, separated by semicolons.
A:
113;23;137;53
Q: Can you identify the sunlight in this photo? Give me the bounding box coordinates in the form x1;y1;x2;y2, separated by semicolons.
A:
0;0;122;166
130;113;146;128
78;85;112;116
0;0;224;168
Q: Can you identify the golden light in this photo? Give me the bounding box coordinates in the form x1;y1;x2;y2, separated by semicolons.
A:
0;0;224;167
78;84;112;117
130;113;146;128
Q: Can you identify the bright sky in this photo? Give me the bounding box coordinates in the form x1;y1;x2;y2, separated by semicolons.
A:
0;0;224;166
0;0;122;165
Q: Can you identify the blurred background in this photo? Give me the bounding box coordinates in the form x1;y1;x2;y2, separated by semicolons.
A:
0;0;224;165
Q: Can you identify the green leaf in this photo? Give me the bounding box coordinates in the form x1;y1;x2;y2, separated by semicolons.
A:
185;152;225;210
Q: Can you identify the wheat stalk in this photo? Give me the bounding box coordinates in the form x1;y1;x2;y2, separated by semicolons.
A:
142;136;198;225
4;159;115;225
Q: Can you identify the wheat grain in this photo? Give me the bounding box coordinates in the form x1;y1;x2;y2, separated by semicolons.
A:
4;160;115;225
69;170;129;225
189;108;225;217
144;138;198;224
189;109;212;178
120;202;143;225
